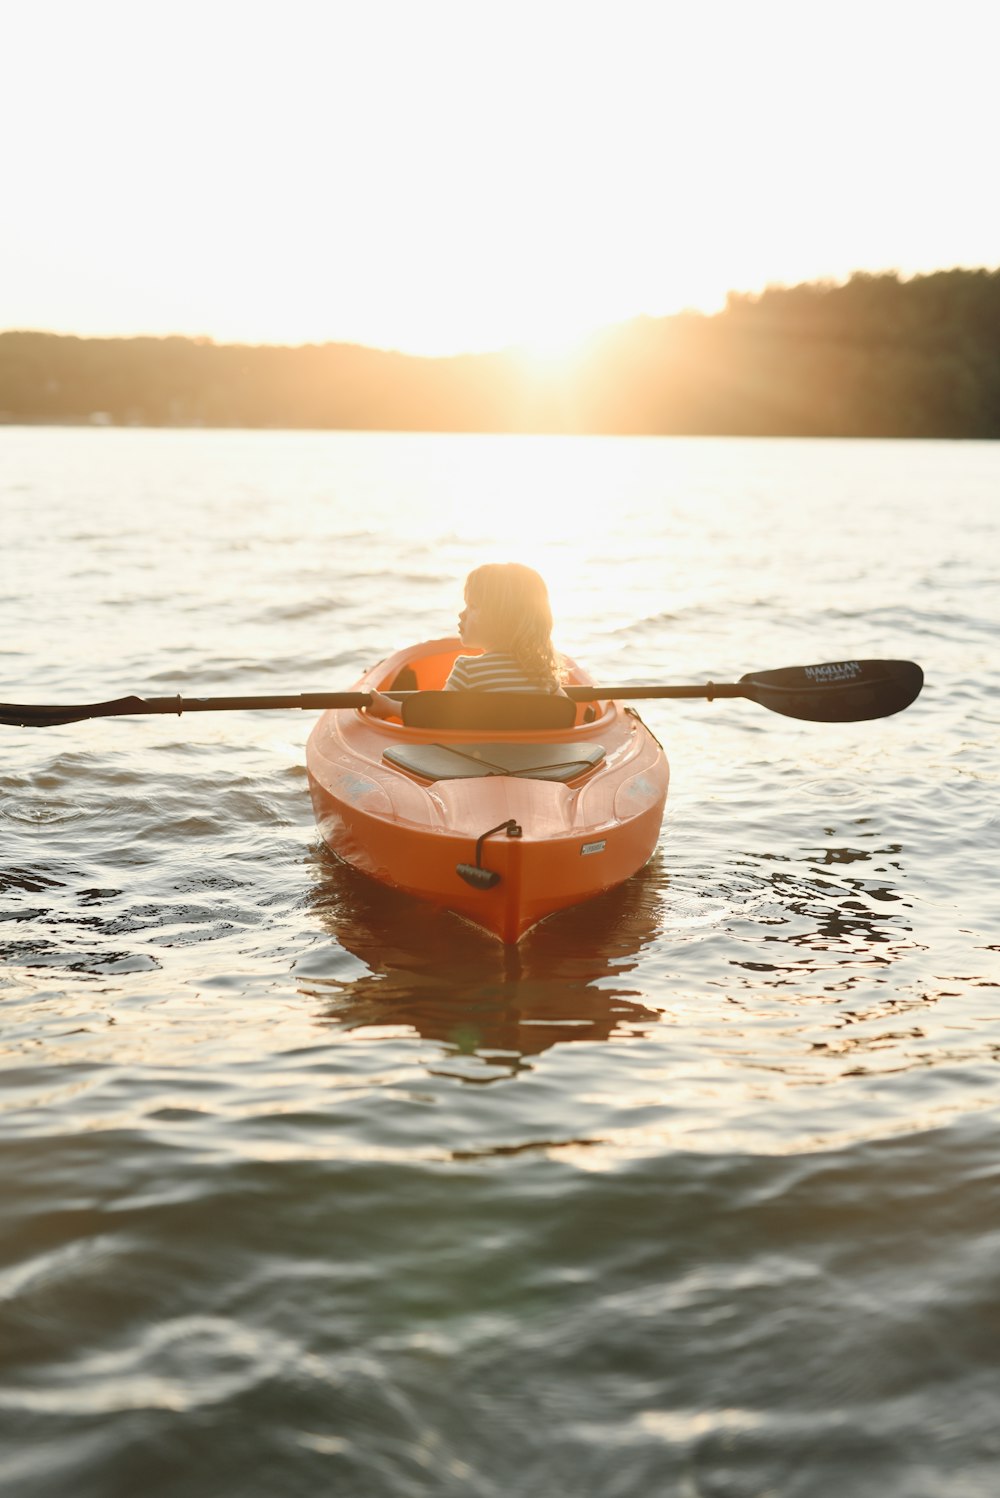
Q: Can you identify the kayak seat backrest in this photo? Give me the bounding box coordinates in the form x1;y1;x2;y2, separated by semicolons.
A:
401;691;577;731
388;665;420;692
383;740;606;784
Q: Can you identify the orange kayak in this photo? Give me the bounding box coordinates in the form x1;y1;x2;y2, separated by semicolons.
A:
306;637;669;943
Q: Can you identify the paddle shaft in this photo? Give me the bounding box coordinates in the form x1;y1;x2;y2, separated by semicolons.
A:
82;686;749;707
566;684;746;702
0;683;749;728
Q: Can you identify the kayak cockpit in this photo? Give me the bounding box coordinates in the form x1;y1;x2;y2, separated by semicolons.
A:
370;637;613;732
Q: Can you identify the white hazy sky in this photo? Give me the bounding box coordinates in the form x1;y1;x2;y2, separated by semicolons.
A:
3;0;997;355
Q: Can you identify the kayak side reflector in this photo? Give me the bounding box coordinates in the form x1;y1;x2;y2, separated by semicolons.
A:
457;864;502;890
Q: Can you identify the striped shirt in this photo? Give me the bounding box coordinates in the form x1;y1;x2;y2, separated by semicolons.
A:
444;652;559;694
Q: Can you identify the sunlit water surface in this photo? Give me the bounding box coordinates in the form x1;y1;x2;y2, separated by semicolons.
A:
1;429;998;1497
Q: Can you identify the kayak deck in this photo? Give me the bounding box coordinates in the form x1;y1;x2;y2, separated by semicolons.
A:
382;738;607;782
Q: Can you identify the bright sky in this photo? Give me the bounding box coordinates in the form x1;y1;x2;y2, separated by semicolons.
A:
3;0;997;356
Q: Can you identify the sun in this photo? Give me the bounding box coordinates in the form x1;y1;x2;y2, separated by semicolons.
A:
510;321;604;375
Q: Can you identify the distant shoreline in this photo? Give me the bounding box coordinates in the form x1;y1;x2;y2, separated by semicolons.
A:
0;417;989;442
3;269;999;439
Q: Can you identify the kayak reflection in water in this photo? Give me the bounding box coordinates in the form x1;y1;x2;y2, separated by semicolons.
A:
301;846;667;1078
366;562;567;720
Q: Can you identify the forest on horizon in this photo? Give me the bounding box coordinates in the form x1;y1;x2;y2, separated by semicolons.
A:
2;268;998;438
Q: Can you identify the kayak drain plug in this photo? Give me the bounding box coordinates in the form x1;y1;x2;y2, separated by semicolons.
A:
457;819;522;890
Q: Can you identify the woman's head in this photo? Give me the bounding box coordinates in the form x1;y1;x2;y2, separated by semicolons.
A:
460;563;559;685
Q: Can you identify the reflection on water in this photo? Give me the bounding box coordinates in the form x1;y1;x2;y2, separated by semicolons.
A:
299;849;668;1078
728;852;918;977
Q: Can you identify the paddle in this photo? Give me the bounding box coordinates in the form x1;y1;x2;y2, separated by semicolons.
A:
0;659;922;728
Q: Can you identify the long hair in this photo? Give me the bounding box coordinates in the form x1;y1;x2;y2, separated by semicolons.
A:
464;563;561;687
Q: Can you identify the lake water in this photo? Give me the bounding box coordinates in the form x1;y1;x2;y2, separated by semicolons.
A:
1;427;998;1497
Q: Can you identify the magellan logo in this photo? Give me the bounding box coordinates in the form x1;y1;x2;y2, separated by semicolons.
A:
805;661;862;682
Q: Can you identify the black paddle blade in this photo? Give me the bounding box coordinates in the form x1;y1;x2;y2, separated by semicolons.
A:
0;696;154;728
740;660;923;722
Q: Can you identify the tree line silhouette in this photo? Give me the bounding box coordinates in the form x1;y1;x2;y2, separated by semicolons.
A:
2;269;997;437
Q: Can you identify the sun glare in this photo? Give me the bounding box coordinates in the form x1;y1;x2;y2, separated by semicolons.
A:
511;323;603;375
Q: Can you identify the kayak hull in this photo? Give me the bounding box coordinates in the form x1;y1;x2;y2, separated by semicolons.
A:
306;638;669;944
